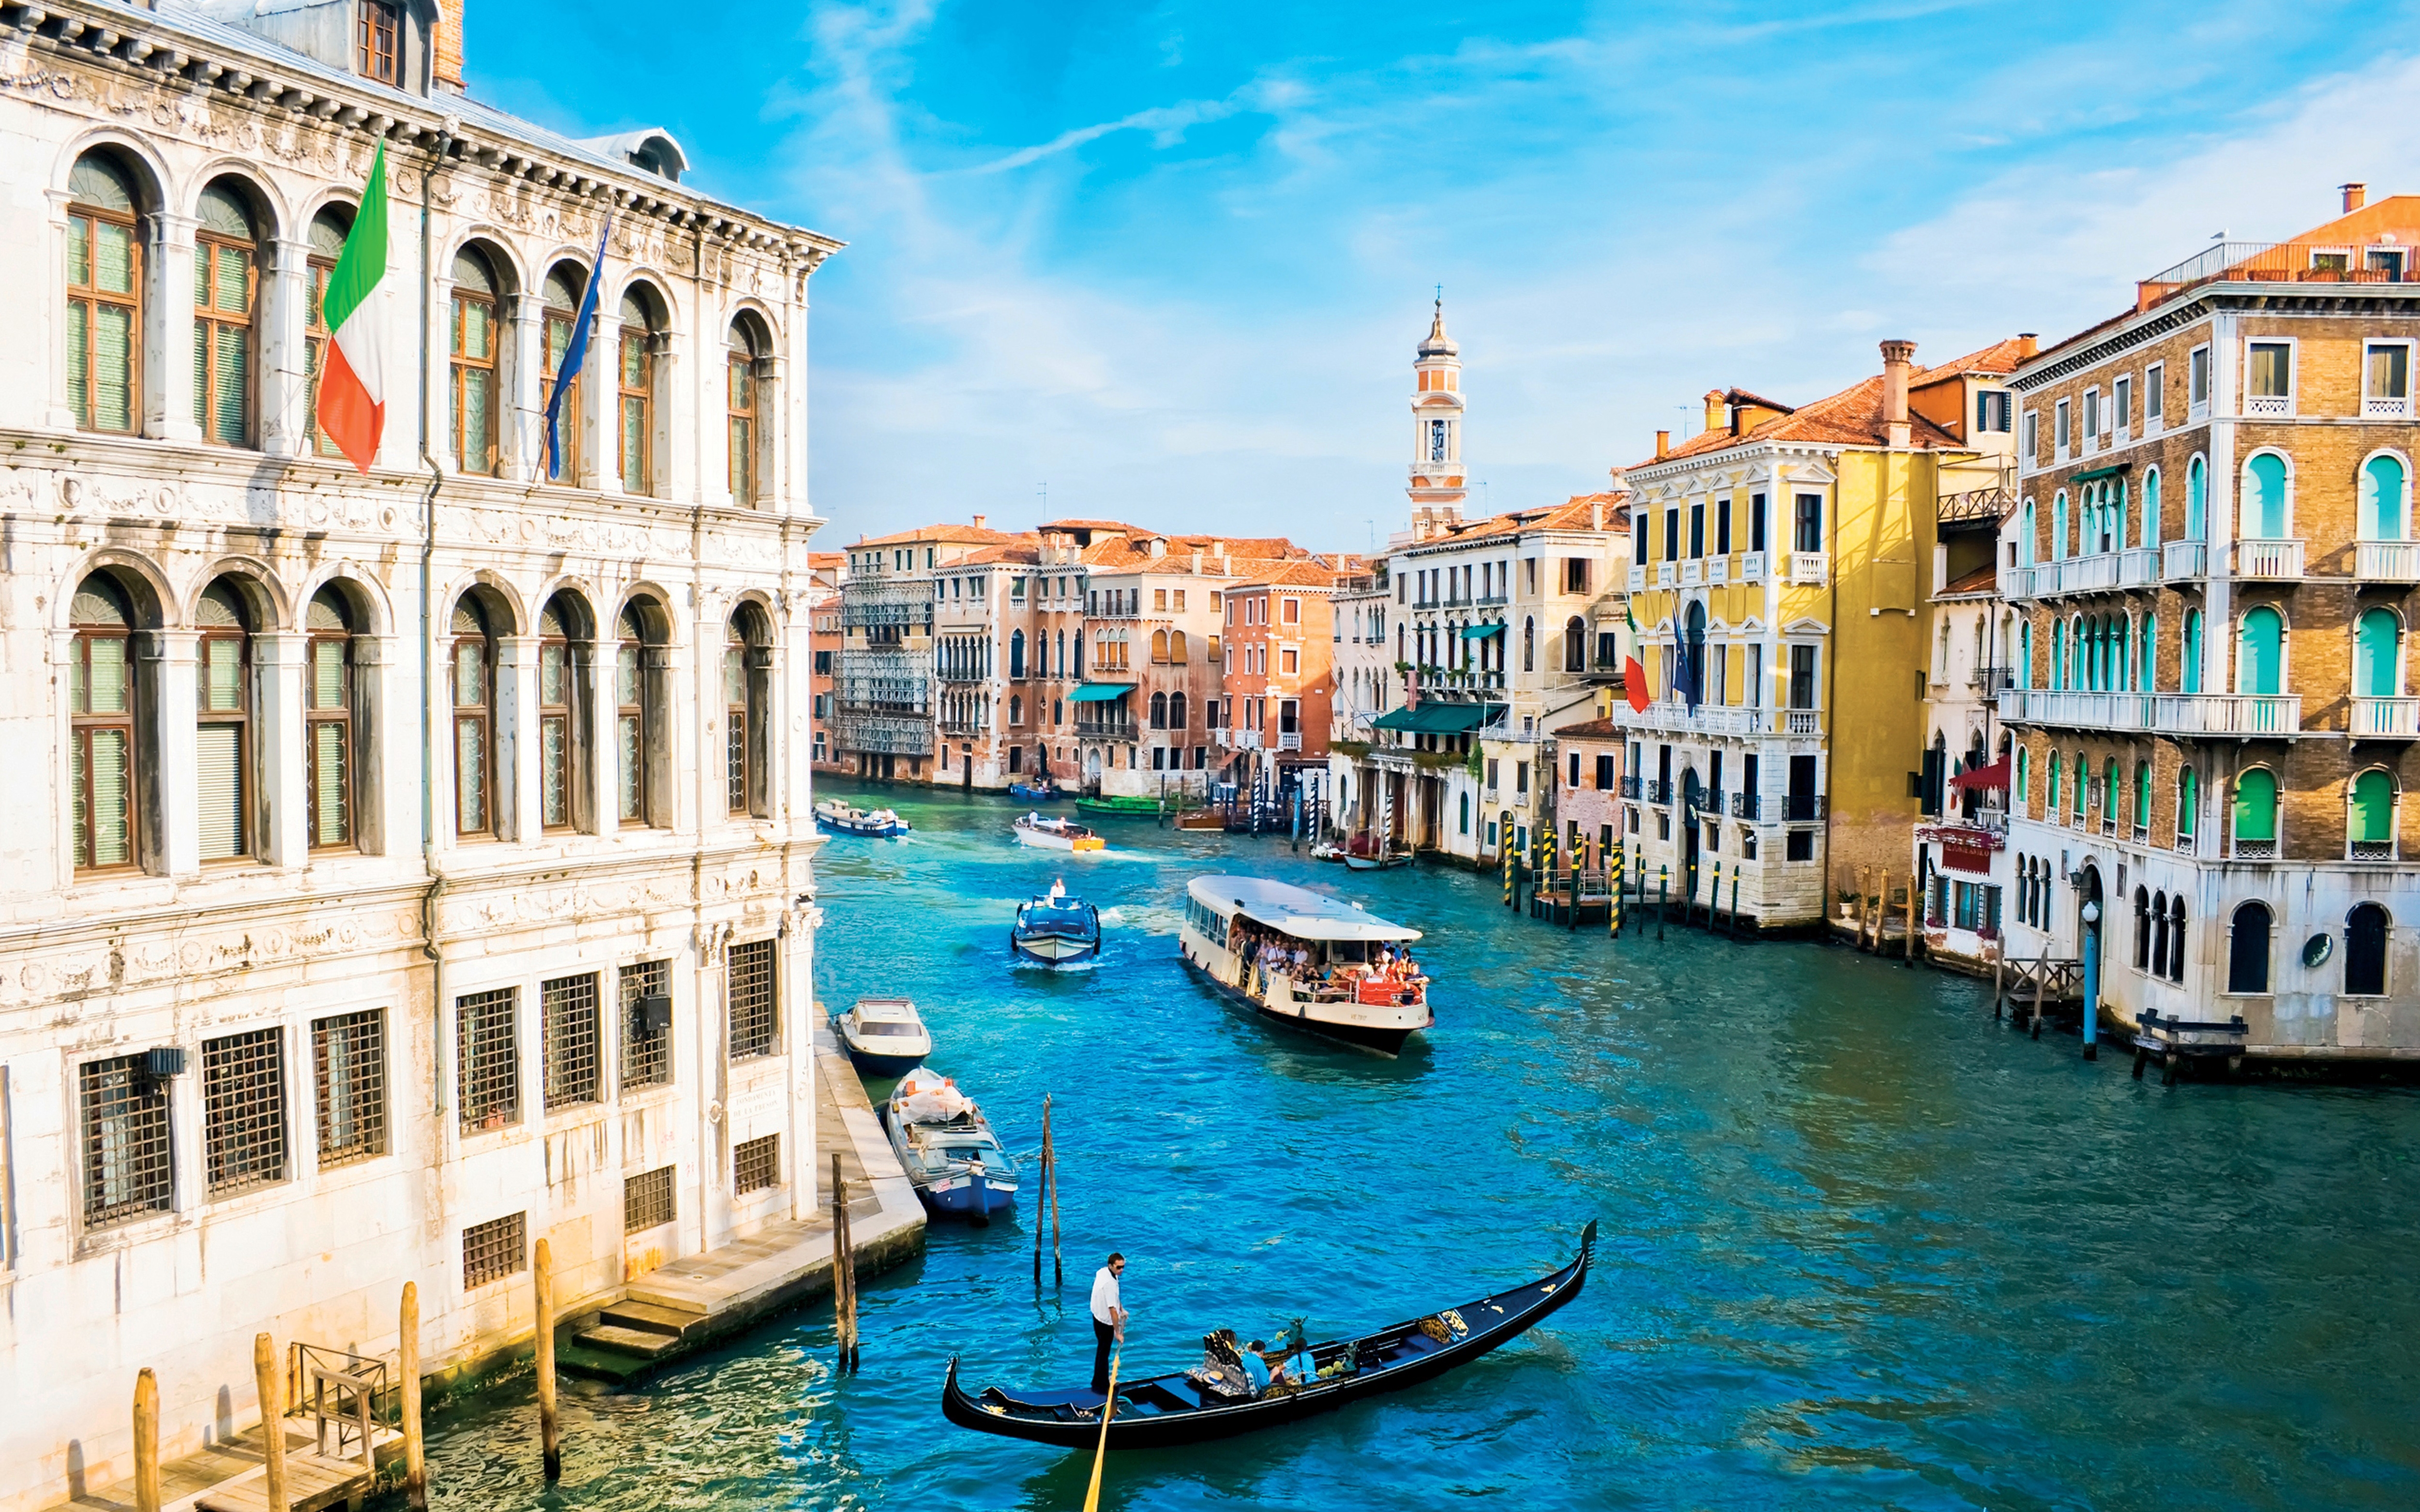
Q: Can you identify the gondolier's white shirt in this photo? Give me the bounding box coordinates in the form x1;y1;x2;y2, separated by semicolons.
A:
1091;1266;1122;1326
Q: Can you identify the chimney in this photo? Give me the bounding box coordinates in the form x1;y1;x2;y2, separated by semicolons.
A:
2017;332;2039;360
1654;429;1670;461
2344;181;2369;214
1702;389;1726;435
1879;339;1916;449
972;514;987;530
1589;497;1603;531
433;0;466;89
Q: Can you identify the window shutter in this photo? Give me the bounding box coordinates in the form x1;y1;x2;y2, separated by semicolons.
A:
213;323;248;444
618;714;642;821
456;717;486;831
67;300;89;425
542;716;569;827
313;641;345;706
313;721;348;845
197;724;244;859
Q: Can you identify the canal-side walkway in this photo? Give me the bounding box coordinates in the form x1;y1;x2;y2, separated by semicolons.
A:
40;1418;402;1512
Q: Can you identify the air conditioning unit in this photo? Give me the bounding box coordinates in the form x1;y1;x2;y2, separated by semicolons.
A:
637;994;673;1033
142;1047;187;1080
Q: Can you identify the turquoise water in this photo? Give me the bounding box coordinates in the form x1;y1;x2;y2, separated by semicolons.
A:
417;784;2420;1510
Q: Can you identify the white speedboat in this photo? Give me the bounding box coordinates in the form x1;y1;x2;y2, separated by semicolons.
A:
817;798;911;837
1013;812;1104;852
1177;875;1434;1056
1011;880;1102;965
830;997;933;1077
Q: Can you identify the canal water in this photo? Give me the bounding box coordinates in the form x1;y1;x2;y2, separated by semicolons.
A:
416;784;2420;1511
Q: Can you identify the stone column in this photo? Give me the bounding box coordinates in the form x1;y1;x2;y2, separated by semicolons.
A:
510;293;543;483
43;189;79;431
262;237;311;457
496;634;537;842
153;630;200;877
151;213;201;443
255;631;309;868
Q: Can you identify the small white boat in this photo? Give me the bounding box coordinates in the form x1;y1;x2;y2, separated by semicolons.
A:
1014;812;1104;852
817;798;911;837
830;997;933;1077
885;1067;1019;1222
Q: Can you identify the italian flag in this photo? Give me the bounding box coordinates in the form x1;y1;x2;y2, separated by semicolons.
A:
316;144;390;473
1623;603;1651;713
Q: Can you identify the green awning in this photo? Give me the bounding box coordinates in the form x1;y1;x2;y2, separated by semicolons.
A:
1070;683;1134;703
2070;462;2133;483
1371;701;1504;734
1460;622;1507;640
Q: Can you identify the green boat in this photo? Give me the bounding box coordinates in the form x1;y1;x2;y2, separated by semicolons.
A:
1074;792;1203;816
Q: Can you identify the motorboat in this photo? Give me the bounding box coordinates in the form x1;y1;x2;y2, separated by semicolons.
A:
829;997;933;1077
1175;809;1227;831
942;1223;1595;1449
1342;833;1413;870
816;798;911;838
1308;841;1346;863
1178;876;1434;1056
1014;812;1104;853
1012;881;1102;966
1008;778;1061;802
885;1067;1019;1222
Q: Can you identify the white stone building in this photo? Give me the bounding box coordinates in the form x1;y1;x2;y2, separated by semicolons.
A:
0;4;835;1507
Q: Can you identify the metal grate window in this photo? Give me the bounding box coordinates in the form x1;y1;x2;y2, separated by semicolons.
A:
312;1009;386;1168
542;973;600;1109
203;1029;287;1197
456;988;521;1133
462;1211;527;1290
620;959;672;1091
727;939;777;1059
734;1133;779;1194
80;1056;173;1225
624;1165;677;1232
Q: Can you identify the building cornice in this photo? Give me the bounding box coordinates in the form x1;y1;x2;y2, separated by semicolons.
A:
2012;285;2420;393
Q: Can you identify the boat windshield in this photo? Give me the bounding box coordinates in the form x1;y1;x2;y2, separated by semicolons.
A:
853;1020;923;1037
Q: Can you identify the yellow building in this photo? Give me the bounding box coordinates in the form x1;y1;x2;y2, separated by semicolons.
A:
1613;338;2027;928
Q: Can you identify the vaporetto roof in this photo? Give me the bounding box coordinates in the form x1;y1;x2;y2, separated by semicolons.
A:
1188;876;1422;943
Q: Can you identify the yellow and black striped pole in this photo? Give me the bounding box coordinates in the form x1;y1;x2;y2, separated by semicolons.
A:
1502;833;1514;909
1610;848;1623;938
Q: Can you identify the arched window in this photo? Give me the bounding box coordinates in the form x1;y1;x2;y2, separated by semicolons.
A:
1564;614;1588;674
2238;606;2283;695
2243;451;2288;538
537;596;589;831
305;205;356;459
1683;603;1706;703
2182;609;2203;694
1150;628;1168;663
1009;695;1023;726
1010;629;1028;678
2140;613;2157;692
2357;608;2400;698
1149;691;1168;729
2362;455;2407;541
2151;891;2170;977
2019;621;2032;688
2233;767;2278;854
195;581;254;861
2227;900;2272;994
451;599;494;836
70;575;139;870
1459;792;1471;835
726;607;770;817
2346;903;2390;996
1170;630;1188;664
1169;691;1187;730
1522;616;1535;672
193;183;260;446
2051;620;2064;690
2133;885;2151;969
2186;455;2208;539
2168;897;2188;982
2014;746;2028;805
727;319;765;505
2048;751;2062;817
540;263;585;482
618;288;660;494
2135;760;2151;835
305;587;356;850
66;152;142;434
2102;757;2118;829
2142;466;2162;548
449;248;501;475
2051;491;2068;560
2351;768;2395;856
2072;749;2087;819
615;604;653;825
2177;765;2197;845
2019;499;2036;566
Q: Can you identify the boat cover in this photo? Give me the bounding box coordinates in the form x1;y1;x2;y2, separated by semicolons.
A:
1190;876;1422;943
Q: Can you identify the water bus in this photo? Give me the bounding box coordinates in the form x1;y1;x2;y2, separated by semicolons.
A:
1178;876;1433;1055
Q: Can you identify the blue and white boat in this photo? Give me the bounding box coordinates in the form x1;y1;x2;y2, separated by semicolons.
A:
1011;880;1102;966
1007;777;1062;803
885;1068;1019;1222
816;797;911;837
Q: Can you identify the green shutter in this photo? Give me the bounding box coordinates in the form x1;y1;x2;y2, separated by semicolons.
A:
2351;770;2393;844
2233;769;2277;842
313;720;348;846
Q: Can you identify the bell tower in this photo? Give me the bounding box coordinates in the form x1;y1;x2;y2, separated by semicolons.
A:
1408;298;1466;538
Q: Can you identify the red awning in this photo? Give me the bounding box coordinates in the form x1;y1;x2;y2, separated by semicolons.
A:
1950;758;2010;793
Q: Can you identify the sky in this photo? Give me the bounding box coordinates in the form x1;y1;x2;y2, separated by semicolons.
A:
467;1;2420;553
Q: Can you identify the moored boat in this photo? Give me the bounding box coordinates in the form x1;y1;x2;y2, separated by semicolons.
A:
941;1222;1596;1450
885;1068;1019;1222
816;798;912;837
1012;881;1102;966
1008;778;1061;802
1341;833;1413;869
1014;812;1104;852
830;997;933;1077
1178;876;1434;1056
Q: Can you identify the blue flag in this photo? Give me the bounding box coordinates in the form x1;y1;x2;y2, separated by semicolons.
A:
544;213;612;479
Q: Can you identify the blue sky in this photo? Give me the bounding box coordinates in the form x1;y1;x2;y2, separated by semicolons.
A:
471;1;2420;551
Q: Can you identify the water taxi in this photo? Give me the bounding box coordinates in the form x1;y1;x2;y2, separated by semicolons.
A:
885;1068;1019;1222
1014;812;1104;852
1012;881;1102;966
830;997;933;1077
816;798;911;838
1178;876;1434;1056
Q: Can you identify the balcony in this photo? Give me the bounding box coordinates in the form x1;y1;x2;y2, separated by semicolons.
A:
1477;593;1509;606
1645;779;1670;805
1998;688;2303;736
2117;547;2160;587
2358;540;2420;581
2233;538;2305;580
2162;540;2207;581
1078;720;1139;742
1279;731;1304;751
1787;552;1830;586
1232;729;1263;750
1938;485;2016;528
1781;793;1827;822
1619;775;1642;798
1999;689;2153;731
2352;697;2420;737
1732;792;1760;820
1740;552;1767;583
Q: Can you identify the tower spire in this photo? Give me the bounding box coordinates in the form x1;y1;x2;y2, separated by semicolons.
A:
1407;297;1466;535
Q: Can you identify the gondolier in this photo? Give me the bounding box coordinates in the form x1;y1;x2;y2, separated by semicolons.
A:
1090;1252;1128;1393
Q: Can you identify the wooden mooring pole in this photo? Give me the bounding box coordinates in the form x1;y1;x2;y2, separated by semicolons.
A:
1991;945;2006;1020
830;1152;860;1373
253;1334;288;1512
1034;1097;1049;1286
2031;949;2048;1041
1657;868;1668;942
401;1281;427;1511
133;1368;161;1512
1048;1100;1065;1287
534;1236;560;1481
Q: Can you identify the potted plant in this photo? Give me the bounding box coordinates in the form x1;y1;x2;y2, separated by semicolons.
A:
1834;887;1856;920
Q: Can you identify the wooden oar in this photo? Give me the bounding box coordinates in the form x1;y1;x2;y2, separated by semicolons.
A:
1081;1347;1120;1512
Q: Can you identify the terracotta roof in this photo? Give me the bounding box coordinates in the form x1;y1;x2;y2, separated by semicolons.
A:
1641;369;1963;468
1942;561;1998;596
806;552;844;569
1553;716;1628;738
853;522;1025;548
1913;337;2033;383
953;543;1042;566
1410;491;1630;551
1234;561;1348;589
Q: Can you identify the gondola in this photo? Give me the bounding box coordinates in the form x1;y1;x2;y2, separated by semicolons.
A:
940;1221;1594;1450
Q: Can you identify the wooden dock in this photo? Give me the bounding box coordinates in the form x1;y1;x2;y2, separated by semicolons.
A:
45;1420;399;1512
